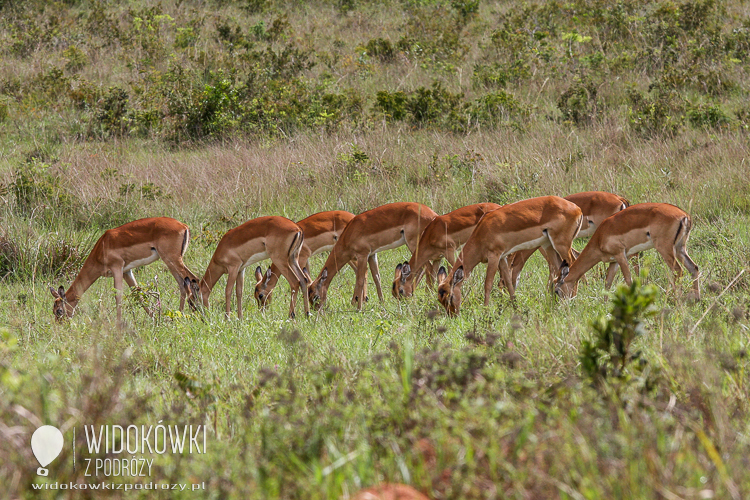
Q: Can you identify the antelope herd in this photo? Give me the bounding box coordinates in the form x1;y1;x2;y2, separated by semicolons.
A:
49;191;701;322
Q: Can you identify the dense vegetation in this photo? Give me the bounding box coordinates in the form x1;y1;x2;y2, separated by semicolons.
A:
1;0;749;498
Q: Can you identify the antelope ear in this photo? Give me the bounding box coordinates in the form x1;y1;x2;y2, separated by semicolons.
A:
395;262;403;275
437;266;448;283
452;266;464;287
559;262;570;282
58;286;66;300
320;268;328;283
183;276;191;289
265;267;273;282
401;263;411;281
255;266;264;282
50;286;60;299
302;267;312;282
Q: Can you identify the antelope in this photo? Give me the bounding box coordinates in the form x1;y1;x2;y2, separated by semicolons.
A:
309;202;438;311
253;210;380;309
437;196;583;317
49;217;201;324
555;203;700;299
199;216;309;319
507;191;630;288
392;203;501;299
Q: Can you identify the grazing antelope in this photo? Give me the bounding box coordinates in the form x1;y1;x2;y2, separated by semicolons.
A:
253;210;380;309
199;216;309;319
309;202;438;311
437;196;582;317
507;191;630;287
351;483;431;500
49;217;201;324
555;203;700;299
392;203;501;299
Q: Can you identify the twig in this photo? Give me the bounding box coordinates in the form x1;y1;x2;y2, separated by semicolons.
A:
689;269;745;336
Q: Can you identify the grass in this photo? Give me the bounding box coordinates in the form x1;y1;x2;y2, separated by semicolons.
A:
1;0;750;498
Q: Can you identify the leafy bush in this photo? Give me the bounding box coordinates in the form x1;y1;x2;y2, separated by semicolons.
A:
626;85;685;137
469;90;527;128
405;82;467;128
557;77;600;126
363;37;397;62
374;90;407;121
687;103;731;129
11;159;72;215
94;87;130;137
471;61;530;89
580;278;658;387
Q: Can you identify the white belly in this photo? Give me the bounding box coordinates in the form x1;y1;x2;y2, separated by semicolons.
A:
311;244;334;257
575;221;596;239
627;241;653;255
124;250;160;271
503;233;549;257
371;233;406;255
240;251;269;270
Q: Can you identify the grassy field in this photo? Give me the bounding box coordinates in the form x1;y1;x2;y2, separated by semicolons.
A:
1;0;750;498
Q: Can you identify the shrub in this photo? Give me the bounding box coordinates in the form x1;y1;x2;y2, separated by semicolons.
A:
580;278;658;387
626;86;685;137
62;45;87;72
94;87;130;137
687;103;730;129
405;82;467;129
471;61;530;89
469;90;527;128
364;37;396;63
11;159;72;216
374;90;407;121
557;77;600;126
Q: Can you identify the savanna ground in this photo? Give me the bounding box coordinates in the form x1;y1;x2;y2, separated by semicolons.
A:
1;0;749;498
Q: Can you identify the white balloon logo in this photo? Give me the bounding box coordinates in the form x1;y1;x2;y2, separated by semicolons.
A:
31;425;64;476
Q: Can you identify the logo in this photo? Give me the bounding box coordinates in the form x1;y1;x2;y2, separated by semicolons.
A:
31;426;64;476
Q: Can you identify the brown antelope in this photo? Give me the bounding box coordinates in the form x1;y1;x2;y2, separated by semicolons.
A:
199;216;309;319
555;203;700;299
437;196;583;317
49;217;201;324
351;483;431;500
309;202;438;311
253;210;380;309
507;191;630;288
392;203;501;299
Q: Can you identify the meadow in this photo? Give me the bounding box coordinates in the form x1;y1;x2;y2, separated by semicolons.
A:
1;0;749;498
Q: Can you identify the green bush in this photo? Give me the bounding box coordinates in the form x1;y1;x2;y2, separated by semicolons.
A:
580;278;658;387
94;87;130;137
471;61;530;89
687;103;730;129
11;159;72;216
626;85;685;137
374;90;408;121
557;77;600;126
364;37;397;62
